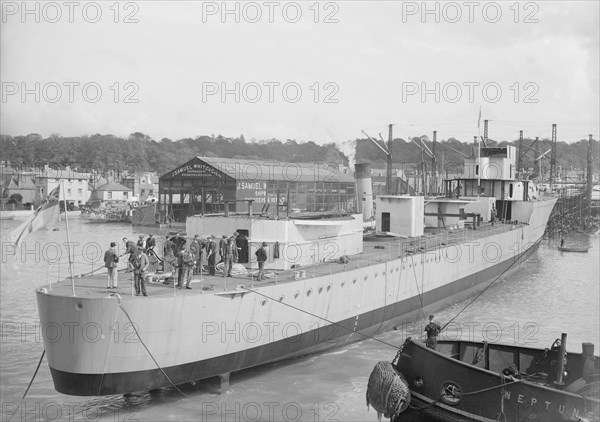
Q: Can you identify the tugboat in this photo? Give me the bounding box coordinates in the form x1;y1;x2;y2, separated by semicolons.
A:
368;334;599;421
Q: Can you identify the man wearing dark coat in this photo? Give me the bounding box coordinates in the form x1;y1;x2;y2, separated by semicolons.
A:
207;236;217;275
120;237;137;271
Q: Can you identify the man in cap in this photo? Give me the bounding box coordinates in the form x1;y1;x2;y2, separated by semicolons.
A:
120;237;137;272
131;245;149;296
255;242;267;281
181;247;195;289
137;234;145;249
104;242;119;289
424;314;442;350
145;234;156;254
207;236;217;276
218;235;228;264
190;234;201;275
223;236;238;277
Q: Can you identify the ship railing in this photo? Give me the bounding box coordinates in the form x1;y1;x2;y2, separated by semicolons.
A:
44;255;106;288
393;220;523;262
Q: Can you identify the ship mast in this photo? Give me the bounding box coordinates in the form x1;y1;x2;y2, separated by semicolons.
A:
61;180;76;295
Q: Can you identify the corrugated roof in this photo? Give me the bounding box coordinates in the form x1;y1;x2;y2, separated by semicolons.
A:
199;157;355;183
95;182;132;191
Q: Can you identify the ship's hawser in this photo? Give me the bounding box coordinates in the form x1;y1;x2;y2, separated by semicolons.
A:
36;146;557;395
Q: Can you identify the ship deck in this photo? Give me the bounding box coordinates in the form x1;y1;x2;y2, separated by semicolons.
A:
41;221;522;299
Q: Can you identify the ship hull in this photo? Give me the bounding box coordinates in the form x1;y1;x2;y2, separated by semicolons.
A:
36;198;556;396
42;238;541;396
394;339;600;422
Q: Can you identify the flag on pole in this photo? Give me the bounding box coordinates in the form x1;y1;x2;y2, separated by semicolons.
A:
5;185;61;248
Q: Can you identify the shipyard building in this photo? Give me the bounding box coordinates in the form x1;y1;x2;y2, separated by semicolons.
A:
159;157;356;222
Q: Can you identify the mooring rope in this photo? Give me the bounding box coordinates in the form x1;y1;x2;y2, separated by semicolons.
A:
6;350;45;422
440;233;542;332
116;298;188;398
240;287;402;350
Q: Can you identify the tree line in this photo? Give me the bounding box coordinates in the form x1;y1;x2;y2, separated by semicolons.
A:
0;133;596;178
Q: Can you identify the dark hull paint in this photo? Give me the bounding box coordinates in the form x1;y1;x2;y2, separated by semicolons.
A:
50;240;541;396
395;339;600;422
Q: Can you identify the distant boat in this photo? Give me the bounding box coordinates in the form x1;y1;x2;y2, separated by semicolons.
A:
558;246;589;253
380;335;600;421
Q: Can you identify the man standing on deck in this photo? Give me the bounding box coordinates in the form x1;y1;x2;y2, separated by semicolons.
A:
224;236;238;277
131;246;149;296
424;315;442;350
218;235;228;264
181;248;194;289
120;237;137;271
207;236;217;275
145;234;156;255
190;235;201;275
104;242;119;289
255;242;267;281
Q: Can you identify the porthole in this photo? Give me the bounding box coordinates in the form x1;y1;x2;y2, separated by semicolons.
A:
261;299;268;306
326;284;332;292
75;303;83;311
440;381;463;406
278;295;285;302
306;288;312;297
293;290;300;299
318;286;323;294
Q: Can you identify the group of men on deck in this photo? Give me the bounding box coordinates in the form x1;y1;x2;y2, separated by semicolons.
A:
104;232;269;297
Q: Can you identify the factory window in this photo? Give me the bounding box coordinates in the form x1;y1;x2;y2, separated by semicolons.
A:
108;192;112;199
78;188;82;196
67;188;72;195
123;192;128;199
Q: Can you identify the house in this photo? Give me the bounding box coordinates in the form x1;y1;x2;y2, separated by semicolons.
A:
121;172;159;201
89;182;132;202
34;165;91;207
2;176;36;204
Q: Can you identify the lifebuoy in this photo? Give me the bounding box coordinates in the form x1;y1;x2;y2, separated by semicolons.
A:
131;202;139;208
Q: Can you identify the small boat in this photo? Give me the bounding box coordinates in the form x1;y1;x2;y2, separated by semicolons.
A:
558;246;589;253
371;334;600;421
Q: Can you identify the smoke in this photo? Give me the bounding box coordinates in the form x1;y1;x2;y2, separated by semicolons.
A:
338;139;357;171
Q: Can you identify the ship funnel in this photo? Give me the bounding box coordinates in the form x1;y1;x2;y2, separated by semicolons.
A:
355;163;374;221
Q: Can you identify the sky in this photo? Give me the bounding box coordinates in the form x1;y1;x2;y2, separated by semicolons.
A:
1;1;599;145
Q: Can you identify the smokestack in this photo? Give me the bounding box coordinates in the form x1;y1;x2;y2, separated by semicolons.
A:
355;163;373;221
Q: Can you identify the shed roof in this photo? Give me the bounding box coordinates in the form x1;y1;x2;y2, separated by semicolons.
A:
163;156;354;183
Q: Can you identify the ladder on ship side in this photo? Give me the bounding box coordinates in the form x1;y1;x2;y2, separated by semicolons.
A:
501;200;509;222
45;262;61;290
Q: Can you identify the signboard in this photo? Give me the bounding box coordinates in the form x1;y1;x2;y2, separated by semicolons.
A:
236;182;287;204
167;162;225;179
